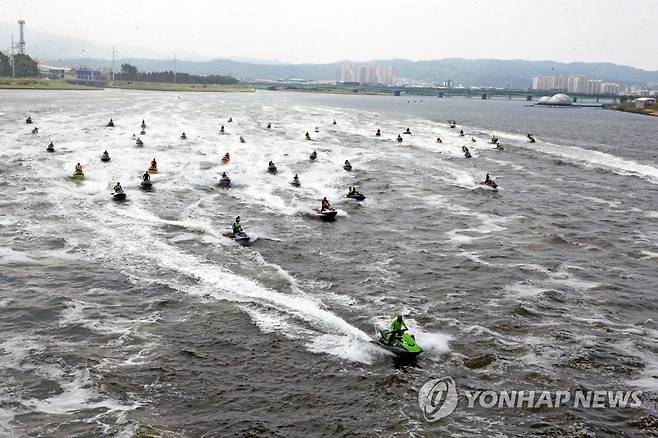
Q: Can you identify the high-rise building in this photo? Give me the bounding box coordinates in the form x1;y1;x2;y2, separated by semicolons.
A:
336;62;395;85
531;74;620;95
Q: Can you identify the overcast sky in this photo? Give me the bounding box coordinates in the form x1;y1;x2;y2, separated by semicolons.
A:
3;0;658;69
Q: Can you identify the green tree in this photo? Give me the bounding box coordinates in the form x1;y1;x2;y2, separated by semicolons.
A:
120;63;138;79
13;53;38;77
0;51;10;76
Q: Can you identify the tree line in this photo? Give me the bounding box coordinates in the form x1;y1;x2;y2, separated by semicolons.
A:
116;63;238;85
0;52;39;77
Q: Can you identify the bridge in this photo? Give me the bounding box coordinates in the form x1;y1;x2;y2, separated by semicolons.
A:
256;83;618;103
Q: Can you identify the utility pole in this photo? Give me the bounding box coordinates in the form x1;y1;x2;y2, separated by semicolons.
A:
111;45;117;81
174;54;177;83
10;35;15;78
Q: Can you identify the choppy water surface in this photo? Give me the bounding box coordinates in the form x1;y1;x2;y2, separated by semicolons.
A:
1;89;657;436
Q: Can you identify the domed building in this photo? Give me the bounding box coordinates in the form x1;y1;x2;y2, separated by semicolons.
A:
547;94;573;106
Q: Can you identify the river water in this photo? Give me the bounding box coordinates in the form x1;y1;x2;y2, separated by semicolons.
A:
0;89;657;436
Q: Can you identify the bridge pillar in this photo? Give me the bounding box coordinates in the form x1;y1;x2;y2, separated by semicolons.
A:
482;93;488;99
526;95;532;101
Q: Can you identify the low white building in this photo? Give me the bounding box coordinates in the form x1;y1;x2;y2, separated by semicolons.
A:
634;97;656;109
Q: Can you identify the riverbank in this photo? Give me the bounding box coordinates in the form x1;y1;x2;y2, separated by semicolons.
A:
0;77;101;90
606;102;658;117
108;81;254;92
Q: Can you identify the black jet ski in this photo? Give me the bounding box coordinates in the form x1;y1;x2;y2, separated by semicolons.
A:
527;133;536;143
347;191;365;201
314;127;320;133
140;129;146;135
375;330;423;357
343;162;353;171
223;231;250;244
267;163;277;174
46;143;55;152
397;135;403;142
291;178;301;187
465;151;472;158
113;191;127;201
140;120;146;129
181;132;187;140
140;179;153;189
107;120;115;127
267;123;272;129
25;117;33;124
309;151;317;160
31;127;38;134
136;139;144;147
313;208;337;219
219;176;231;188
459;129;464;136
101;153;111;162
305;132;311;140
228;117;233;123
239;136;246;143
480;180;498;191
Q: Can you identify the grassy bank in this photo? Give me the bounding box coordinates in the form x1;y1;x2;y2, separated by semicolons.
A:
108;81;254;93
607;102;658;117
0;77;100;90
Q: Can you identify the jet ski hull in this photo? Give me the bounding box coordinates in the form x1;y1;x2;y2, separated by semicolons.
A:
101;157;110;162
343;165;352;171
148;167;158;174
140;181;153;189
219;179;231;188
347;193;365;201
268;167;277;174
113;192;127;201
71;173;85;181
480;182;498;191
314;208;337;219
291;181;301;187
376;330;423;357
223;231;250;244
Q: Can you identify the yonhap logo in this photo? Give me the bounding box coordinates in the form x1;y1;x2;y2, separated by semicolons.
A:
417;376;458;421
417;376;642;421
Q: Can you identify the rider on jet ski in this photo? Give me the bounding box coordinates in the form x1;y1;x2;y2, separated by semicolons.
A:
321;197;331;211
388;315;408;345
232;216;243;234
143;171;151;181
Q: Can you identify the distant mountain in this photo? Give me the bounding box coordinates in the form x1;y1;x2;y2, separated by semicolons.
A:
45;57;658;88
1;22;656;87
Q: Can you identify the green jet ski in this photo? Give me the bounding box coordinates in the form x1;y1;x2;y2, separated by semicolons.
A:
376;329;423;357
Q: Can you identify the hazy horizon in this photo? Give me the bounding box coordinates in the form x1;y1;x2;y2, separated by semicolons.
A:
2;0;658;70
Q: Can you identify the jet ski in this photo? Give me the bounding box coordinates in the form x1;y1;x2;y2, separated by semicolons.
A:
375;330;423;357
268;163;277;174
464;151;472;158
228;117;233;123
223;231;250;244
489;136;499;144
106;120;115;127
527;133;536;143
313;208;337;219
148;166;158;174
113;191;127;201
309;151;317;160
314;127;320;133
31;127;39;134
397;135;403;142
239;136;246;143
332;119;337;125
221;156;230;164
71;172;85;181
140;179;153;189
25;117;33;124
305;133;311;141
480;180;498;191
459;129;464;136
181;132;187;140
495;144;504;151
290;178;301;187
220;125;226;134
140;129;146;135
101;153;111;162
46;143;55;152
343;162;352;171
136;139;144;147
375;129;381;137
403;128;412;135
267;123;272;129
219;176;231;188
140;120;147;129
346;191;365;201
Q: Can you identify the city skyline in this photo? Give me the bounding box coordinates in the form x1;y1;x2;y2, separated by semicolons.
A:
2;0;658;70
